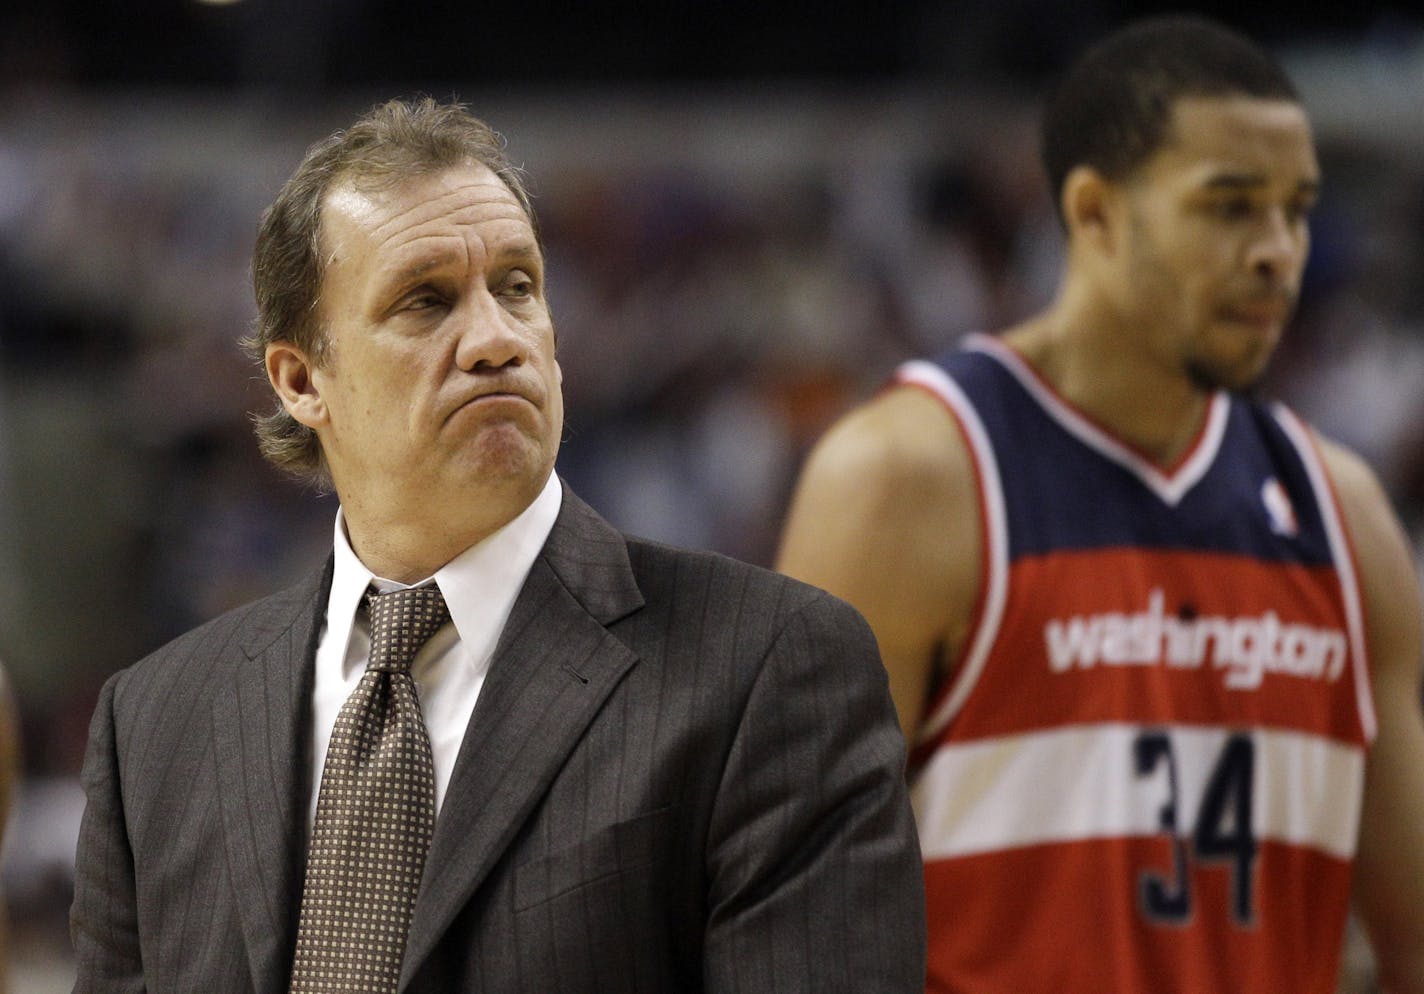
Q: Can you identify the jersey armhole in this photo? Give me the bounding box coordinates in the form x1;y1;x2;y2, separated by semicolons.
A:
894;361;1011;751
1270;403;1377;744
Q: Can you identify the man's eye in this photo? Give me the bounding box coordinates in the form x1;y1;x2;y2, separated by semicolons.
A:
500;274;535;297
1213;198;1254;220
403;293;443;311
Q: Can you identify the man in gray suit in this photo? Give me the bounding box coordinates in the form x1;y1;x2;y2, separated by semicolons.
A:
70;98;925;993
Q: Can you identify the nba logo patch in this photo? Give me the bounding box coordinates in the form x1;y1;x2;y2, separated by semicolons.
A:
1261;477;1299;537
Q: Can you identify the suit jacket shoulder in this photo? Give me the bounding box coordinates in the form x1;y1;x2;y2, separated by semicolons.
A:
551;485;865;659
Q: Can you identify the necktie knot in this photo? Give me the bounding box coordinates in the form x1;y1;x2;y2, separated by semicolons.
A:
364;584;451;675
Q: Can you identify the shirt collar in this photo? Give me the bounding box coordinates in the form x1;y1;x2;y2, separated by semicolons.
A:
325;472;563;671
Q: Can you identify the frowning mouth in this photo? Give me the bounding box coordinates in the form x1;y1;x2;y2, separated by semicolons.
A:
444;388;540;425
1225;311;1282;328
1220;300;1292;330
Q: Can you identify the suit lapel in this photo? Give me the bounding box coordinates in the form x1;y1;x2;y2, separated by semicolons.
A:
400;489;644;988
211;560;329;994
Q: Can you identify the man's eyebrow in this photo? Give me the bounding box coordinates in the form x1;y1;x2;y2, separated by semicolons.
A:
376;237;543;294
1203;173;1266;190
489;238;544;268
1201;173;1321;196
378;254;449;293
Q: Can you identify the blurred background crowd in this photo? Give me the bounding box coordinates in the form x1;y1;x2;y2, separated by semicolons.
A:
1;1;1422;989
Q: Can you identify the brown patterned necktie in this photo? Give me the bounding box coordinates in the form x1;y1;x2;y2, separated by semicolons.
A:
290;584;450;994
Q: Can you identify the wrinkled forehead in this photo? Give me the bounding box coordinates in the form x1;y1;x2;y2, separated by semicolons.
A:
311;163;544;326
320;162;535;254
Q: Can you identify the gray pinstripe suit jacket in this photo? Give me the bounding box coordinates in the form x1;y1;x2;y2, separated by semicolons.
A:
71;485;926;993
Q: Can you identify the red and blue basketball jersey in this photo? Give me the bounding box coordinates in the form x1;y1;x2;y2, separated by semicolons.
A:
898;334;1374;994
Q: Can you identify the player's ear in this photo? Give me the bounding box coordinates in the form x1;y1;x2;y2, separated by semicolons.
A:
1061;165;1120;255
266;341;329;430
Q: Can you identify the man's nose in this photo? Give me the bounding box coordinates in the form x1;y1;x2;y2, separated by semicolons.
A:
454;290;527;372
1248;208;1307;283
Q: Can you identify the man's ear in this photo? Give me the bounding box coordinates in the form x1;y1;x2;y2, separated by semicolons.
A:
266;342;329;429
1061;165;1121;256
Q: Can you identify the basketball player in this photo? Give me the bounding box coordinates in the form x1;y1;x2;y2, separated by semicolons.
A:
778;16;1424;994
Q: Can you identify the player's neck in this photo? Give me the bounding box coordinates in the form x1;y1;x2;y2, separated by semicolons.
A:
1001;303;1213;470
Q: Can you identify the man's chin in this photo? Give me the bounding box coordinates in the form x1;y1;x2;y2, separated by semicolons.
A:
1186;326;1283;394
451;432;555;490
1185;357;1270;395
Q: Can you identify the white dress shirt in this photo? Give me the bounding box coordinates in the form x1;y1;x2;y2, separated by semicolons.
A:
307;473;563;827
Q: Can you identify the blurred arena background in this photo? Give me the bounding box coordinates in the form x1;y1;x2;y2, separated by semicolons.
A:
1;1;1421;989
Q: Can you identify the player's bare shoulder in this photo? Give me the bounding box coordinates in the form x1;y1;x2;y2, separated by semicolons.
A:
1308;428;1422;686
1312;432;1389;511
1311;430;1411;571
778;379;984;671
795;382;973;520
779;381;985;739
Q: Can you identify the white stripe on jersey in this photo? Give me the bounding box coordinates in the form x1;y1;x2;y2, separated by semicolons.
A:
912;723;1365;861
896;358;1010;743
1270;404;1377;743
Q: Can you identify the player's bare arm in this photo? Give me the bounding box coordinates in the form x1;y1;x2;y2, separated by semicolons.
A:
1319;435;1424;993
777;384;982;742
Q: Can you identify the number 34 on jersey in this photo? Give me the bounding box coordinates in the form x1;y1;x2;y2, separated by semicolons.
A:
913;723;1365;928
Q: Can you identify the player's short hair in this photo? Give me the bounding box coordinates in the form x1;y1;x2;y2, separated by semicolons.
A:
247;97;537;484
1041;15;1299;221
